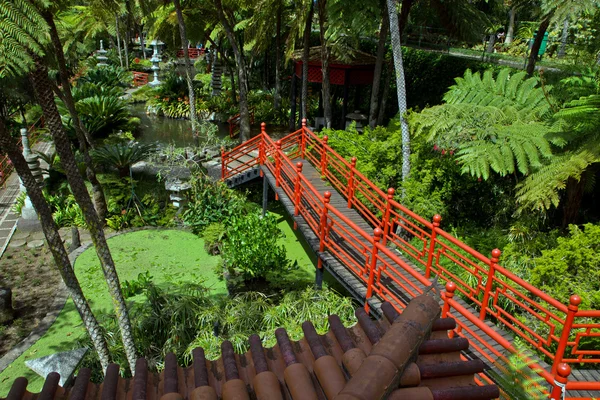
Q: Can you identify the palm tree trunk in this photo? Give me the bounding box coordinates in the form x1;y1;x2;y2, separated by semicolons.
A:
123;37;130;70
317;0;332;128
214;0;251;142
369;7;389;128
0;118;111;373
562;176;585;227
398;0;414;35
506;7;515;44
43;11;109;224
29;58;137;375
377;64;391;125
274;1;282;112
115;15;123;67
558;19;569;58
173;0;199;146
386;0;411;183
140;27;147;60
526;15;552;75
301;2;314;122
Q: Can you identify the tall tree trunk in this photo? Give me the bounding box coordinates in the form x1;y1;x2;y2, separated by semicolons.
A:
0;118;111;373
173;0;199;145
558;19;569;58
562;176;585;227
386;0;411;184
370;8;389;128
377;64;391;125
115;16;123;67
398;0;414;35
214;0;251;142
317;0;332;128
301;2;314;122
29;59;137;375
526;15;552;75
506;7;516;44
43;11;109;224
140;26;147;60
123;37;130;70
227;61;237;105
274;2;282;112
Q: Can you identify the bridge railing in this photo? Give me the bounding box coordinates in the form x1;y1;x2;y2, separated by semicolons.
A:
221;121;600;399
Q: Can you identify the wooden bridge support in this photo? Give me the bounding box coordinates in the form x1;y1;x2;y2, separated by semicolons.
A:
262;176;269;218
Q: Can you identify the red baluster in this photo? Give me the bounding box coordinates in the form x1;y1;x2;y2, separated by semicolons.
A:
442;281;456;318
320;136;328;179
293;162;303;230
259;123;266;177
301;118;307;159
317;192;331;270
347;157;357;208
479;249;501;321
552;295;581;375
261;122;266;135
382;188;394;246
275;140;282;188
425;214;441;279
550;363;570;400
220;146;226;180
365;228;383;313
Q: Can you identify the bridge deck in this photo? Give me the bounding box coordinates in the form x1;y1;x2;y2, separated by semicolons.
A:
253;159;599;399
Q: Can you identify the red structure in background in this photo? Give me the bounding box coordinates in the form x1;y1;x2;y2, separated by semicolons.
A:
176;48;205;59
227;108;255;139
291;47;377;129
132;71;149;87
221;121;600;399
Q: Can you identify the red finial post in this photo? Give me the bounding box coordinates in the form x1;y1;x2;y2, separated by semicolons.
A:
320;136;329;178
220;146;226;180
347;157;358;208
426;214;442;278
261;122;266;134
381;188;395;246
552;295;582;375
365;228;383;313
275;140;282;189
302;118;307;128
442;281;457;320
293;162;304;229
317;192;332;269
479;249;501;321
550;363;571;400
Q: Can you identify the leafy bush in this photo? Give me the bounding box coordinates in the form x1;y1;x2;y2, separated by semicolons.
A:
220;213;294;283
91;142;155;177
79;65;131;88
202;222;225;255
75;95;137;138
78;283;355;378
182;176;250;234
121;271;153;298
531;223;600;309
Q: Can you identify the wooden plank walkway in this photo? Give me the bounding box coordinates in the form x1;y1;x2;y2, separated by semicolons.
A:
222;156;600;399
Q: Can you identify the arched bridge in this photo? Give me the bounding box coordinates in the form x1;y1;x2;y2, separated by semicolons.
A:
219;121;600;399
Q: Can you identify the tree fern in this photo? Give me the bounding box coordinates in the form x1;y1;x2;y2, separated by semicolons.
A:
0;0;49;77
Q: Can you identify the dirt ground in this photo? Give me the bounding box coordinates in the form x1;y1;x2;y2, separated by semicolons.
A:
0;246;60;356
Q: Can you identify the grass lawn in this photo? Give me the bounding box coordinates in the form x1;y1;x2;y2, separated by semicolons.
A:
0;214;319;395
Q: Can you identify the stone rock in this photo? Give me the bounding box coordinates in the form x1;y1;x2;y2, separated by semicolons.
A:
30;232;45;241
8;240;26;248
27;240;45;249
25;348;88;387
12;232;30;241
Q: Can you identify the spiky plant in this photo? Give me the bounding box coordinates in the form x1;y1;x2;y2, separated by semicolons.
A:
91;142;156;177
410;68;562;180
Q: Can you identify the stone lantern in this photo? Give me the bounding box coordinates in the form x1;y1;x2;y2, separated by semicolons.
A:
96;40;108;67
149;40;164;87
19;128;44;221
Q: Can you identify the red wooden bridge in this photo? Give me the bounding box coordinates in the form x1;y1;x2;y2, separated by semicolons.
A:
220;121;600;399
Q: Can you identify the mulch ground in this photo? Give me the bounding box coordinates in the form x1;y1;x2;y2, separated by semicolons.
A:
0;246;61;357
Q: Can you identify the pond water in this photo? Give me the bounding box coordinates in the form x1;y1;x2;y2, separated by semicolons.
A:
129;103;290;147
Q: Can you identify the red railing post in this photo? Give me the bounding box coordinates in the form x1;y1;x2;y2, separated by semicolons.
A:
275;140;282;188
381;188;395;246
346;157;357;208
301;118;307;159
479;249;501;321
220;146;226;180
293;162;303;230
320;135;328;178
442;281;457;338
425;214;441;279
365;228;383;313
259;123;266;177
550;363;571;400
317;192;332;270
552;295;581;374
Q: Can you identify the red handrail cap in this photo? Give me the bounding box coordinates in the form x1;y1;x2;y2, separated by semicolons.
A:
351;157;357;164
445;281;457;293
557;363;571;378
373;227;383;238
323;135;329;142
324;191;332;199
569;295;582;306
491;248;502;259
387;188;395;196
296;162;303;169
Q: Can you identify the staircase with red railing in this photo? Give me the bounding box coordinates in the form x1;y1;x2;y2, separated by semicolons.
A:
176;48;205;59
132;71;149;87
227;108;255;139
220;120;600;400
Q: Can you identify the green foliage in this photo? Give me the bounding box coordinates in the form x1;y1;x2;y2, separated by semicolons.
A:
79;65;131;88
72;82;123;100
530;223;600;309
0;0;48;77
129;85;153;104
74;95;136;138
45;194;86;228
121;271;153;298
202;222;225;255
182;176;249;234
488;343;546;400
220;213;294;283
91;142;155;177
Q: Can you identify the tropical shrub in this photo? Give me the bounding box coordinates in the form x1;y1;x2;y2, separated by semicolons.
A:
79;65;131;88
91;142;155;177
75;95;138;138
530;223;600;309
219;213;294;283
202;222;225;255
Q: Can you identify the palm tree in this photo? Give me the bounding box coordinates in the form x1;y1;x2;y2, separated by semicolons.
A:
29;57;138;374
369;4;389;128
386;0;411;183
172;0;200;146
317;0;332;128
300;1;314;124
